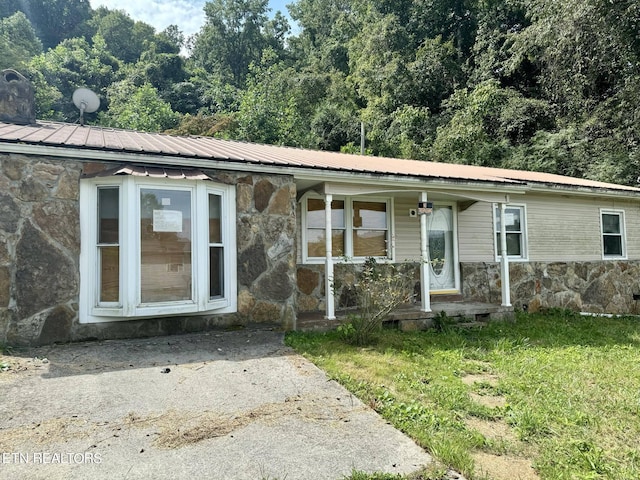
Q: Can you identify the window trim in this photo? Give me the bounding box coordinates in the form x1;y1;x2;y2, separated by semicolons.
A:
79;175;237;324
600;208;627;260
301;193;394;263
492;203;528;261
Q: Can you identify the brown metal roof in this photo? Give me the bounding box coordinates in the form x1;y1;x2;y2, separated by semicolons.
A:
1;120;639;194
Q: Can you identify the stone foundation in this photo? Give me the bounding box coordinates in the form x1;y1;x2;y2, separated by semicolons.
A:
297;260;640;317
296;262;421;313
462;261;640;315
0;153;297;345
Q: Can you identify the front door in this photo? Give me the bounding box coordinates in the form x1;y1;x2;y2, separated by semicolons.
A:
427;205;457;291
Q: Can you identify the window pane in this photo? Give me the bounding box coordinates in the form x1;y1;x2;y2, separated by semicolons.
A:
307;199;345;228
210;247;224;298
98;187;119;244
353;201;386;229
604;235;623;256
495;207;521;233
209;194;222;243
354;230;387;257
496;233;522;256
602;214;620;234
99;246;119;303
140;189;192;303
307;229;345;257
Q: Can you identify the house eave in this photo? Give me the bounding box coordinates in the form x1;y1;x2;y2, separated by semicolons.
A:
0;142;529;194
2;142;640;200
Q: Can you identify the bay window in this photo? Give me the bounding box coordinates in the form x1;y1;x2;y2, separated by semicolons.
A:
80;174;236;323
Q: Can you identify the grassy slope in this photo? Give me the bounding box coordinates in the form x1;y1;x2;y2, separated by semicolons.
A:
286;311;640;480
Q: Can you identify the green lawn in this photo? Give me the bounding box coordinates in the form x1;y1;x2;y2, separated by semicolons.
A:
285;310;640;480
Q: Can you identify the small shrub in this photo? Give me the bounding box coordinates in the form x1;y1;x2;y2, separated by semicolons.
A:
336;258;414;345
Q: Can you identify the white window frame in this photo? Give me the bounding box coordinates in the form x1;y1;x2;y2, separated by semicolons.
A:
79;175;237;323
600;209;627;260
492;203;528;261
301;194;394;263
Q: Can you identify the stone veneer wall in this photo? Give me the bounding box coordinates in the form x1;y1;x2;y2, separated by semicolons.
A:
296;262;422;313
298;260;640;316
462;261;640;315
0;153;297;346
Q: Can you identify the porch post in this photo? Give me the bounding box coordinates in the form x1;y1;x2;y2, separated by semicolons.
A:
325;194;336;320
499;202;512;307
420;192;431;312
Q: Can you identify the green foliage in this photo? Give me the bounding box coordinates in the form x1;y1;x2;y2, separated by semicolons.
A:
0;12;42;70
1;0;639;185
190;0;288;87
334;258;414;345
287;311;640;479
100;81;180;132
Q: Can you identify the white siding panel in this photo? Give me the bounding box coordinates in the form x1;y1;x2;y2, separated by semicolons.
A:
300;191;640;264
526;194;600;261
458;202;495;262
394;197;422;261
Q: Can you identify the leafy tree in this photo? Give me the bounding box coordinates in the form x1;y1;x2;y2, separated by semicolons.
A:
15;0;93;50
190;0;288;87
27;35;120;121
0;12;42;70
0;0;22;18
100;81;180;132
91;8;157;64
235;49;310;145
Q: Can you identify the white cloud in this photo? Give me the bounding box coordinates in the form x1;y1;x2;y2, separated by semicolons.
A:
91;0;208;38
91;0;292;38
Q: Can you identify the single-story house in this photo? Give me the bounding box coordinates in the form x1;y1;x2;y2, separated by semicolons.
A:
2;74;640;345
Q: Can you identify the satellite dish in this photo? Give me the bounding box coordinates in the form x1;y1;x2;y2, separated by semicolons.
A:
72;88;100;126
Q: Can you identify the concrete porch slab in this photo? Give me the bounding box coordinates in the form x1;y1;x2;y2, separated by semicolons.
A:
297;302;514;332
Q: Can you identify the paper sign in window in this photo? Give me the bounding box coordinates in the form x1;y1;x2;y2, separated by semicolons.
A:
153;210;183;232
505;213;516;226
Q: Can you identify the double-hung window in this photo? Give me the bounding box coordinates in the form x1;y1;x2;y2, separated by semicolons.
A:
601;209;626;259
80;174;236;323
303;196;392;261
493;204;527;260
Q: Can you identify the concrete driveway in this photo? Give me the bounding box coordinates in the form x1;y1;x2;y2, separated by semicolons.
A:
0;328;433;479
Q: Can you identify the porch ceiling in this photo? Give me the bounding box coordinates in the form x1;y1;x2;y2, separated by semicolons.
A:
296;180;519;203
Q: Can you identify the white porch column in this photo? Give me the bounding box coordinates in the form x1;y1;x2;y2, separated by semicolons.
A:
499;202;512;307
325;194;336;320
419;192;432;312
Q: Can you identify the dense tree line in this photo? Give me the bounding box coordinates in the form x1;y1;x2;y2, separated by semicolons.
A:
1;0;639;185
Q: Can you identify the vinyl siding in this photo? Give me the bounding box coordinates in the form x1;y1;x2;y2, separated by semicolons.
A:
525;194;640;261
457;193;640;262
393;197;422;261
299;191;640;265
458;201;495;262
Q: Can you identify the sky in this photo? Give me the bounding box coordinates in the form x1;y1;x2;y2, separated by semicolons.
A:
90;0;293;39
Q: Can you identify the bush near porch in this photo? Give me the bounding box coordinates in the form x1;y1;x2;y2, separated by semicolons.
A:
286;311;640;480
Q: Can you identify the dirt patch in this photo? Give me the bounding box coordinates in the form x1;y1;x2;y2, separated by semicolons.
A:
461;373;499;387
128;395;365;449
469;392;507;409
0;355;48;381
472;451;539;480
0;417;93;451
465;417;517;444
0;394;367;453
